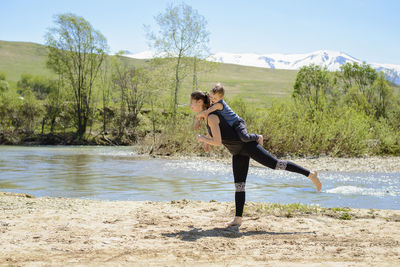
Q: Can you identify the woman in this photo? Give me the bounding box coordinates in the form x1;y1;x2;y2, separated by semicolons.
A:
190;91;321;227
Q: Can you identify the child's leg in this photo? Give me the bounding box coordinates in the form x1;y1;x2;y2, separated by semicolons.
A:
233;118;259;142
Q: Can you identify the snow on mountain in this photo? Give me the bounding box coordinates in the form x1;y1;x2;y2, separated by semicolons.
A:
209;50;400;84
369;63;400;84
125;50;400;84
123;50;154;59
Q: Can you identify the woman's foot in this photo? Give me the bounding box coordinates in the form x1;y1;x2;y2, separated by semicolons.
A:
225;216;242;227
308;171;322;192
257;135;264;146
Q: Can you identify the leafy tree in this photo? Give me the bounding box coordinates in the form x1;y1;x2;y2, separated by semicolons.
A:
387;94;400;131
342;85;370;113
43;75;65;133
98;58;112;135
369;72;394;119
111;54;148;141
0;90;17;131
338;62;377;94
338;63;394;118
0;81;9;93
144;58;176;147
18;91;42;134
145;2;210;123
0;72;9;93
17;74;55;99
45;13;108;137
292;64;334;108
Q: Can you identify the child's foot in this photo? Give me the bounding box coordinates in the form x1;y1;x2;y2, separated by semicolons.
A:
308;171;322;192
225;216;242;227
257;135;264;146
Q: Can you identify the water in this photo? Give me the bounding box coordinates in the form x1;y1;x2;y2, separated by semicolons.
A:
0;146;399;209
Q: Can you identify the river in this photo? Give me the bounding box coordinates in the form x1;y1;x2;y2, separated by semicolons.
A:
0;146;399;209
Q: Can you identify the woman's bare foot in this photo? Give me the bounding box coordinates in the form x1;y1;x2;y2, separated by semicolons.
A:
225;216;242;227
308;171;322;192
257;135;264;146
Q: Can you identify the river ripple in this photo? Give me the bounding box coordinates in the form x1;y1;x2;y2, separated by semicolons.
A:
0;146;399;209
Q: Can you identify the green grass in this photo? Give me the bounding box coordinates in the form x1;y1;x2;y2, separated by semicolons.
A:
189;63;298;107
0;40;298;106
0;41;55;81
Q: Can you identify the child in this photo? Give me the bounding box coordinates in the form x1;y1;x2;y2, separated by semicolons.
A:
194;83;263;146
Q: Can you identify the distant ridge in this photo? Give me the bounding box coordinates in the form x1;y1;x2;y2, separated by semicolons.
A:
0;40;299;105
125;50;400;84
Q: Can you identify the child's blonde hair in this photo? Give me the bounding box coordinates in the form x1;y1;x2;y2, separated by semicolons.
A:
210;83;225;97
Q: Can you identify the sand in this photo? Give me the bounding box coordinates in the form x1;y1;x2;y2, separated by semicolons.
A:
1;192;400;266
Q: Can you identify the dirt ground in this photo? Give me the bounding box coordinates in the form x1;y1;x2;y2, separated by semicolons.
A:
1;192;400;266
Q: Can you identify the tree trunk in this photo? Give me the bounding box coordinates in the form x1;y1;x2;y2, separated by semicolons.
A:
103;106;107;134
151;98;156;145
41;118;46;135
173;55;182;124
50;117;56;134
193;57;197;92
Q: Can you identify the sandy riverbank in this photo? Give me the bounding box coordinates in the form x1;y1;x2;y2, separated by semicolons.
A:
1;192;400;266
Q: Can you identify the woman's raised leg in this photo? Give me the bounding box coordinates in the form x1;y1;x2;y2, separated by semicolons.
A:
243;142;321;191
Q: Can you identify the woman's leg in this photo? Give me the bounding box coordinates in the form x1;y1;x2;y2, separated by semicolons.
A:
243;142;321;191
228;154;250;226
243;142;310;176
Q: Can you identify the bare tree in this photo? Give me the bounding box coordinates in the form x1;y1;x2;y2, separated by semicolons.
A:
145;3;210;123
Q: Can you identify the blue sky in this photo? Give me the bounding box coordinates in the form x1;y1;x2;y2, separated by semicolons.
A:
2;0;400;64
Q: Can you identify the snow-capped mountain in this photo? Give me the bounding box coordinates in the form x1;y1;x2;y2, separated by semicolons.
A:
210;50;359;71
124;50;154;59
209;50;400;84
125;50;400;84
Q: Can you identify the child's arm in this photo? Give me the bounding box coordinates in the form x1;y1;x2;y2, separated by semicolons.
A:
196;103;223;120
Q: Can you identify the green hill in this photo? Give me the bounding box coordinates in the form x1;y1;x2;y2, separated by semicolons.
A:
0;41;55;81
0;40;297;106
193;63;297;105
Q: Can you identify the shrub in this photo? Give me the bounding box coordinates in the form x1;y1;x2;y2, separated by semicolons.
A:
0;80;9;92
255;99;372;157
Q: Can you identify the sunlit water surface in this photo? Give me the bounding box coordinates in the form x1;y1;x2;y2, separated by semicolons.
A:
1;146;399;209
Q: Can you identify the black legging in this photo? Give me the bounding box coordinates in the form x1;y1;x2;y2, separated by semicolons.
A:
232;141;310;217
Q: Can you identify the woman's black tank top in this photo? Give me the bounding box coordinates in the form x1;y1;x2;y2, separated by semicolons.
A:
206;111;244;155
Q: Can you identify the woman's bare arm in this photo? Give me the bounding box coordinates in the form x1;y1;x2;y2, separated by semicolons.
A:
197;114;222;146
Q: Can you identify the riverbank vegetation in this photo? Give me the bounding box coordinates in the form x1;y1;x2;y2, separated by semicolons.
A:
1;5;399;157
